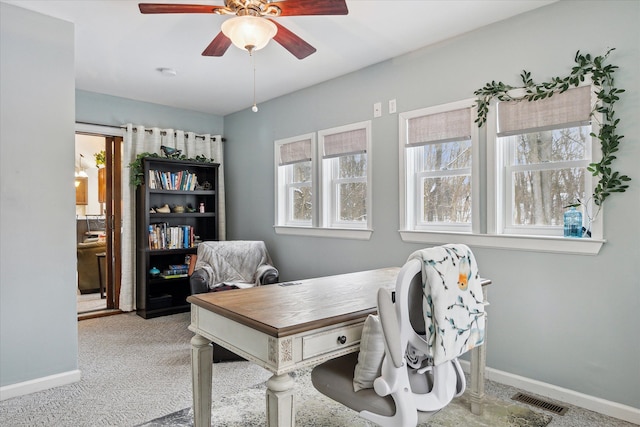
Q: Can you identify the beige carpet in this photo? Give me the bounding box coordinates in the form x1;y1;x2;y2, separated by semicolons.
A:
0;312;272;427
140;368;552;427
423;392;552;427
2;312;633;427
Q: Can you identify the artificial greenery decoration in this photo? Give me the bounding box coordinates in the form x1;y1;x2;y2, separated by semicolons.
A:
474;48;630;217
128;152;215;186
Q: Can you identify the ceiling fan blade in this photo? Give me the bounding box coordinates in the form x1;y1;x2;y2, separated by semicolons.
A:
270;20;316;60
139;3;225;14
272;0;348;16
202;32;232;56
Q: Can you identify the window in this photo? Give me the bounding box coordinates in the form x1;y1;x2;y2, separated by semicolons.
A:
488;85;598;237
274;122;373;240
319;122;372;230
400;99;479;233
275;134;315;227
399;89;603;255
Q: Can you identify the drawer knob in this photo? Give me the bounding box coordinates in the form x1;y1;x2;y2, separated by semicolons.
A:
337;335;347;345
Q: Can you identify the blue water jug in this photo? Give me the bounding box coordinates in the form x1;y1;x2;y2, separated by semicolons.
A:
563;207;582;238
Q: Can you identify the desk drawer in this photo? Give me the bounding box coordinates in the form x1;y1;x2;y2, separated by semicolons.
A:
302;323;363;359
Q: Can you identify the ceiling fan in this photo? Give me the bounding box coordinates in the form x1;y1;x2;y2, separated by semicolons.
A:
138;0;349;59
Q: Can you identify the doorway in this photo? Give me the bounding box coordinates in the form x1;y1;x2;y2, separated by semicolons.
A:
75;130;123;318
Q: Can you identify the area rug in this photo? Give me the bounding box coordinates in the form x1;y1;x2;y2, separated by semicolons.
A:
139;368;551;427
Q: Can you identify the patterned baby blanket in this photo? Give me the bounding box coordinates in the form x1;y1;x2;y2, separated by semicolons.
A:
408;244;485;365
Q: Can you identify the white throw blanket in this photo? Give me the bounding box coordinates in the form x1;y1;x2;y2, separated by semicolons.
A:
194;241;278;289
408;244;485;365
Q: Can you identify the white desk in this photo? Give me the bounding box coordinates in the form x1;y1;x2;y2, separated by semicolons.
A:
188;267;490;427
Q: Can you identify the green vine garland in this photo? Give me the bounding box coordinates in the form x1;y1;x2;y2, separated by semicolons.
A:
128;152;215;186
474;48;630;213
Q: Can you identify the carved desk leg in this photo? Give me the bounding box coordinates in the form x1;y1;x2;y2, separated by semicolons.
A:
469;286;488;415
191;334;213;427
266;373;295;427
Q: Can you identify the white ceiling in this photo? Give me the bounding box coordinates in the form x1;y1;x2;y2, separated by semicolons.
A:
4;0;556;116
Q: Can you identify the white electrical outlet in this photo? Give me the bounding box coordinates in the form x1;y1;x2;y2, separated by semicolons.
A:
373;102;382;118
389;99;397;114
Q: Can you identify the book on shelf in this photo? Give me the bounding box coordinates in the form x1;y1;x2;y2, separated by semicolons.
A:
148;223;195;250
159;273;188;279
148;169;198;191
166;264;189;275
148;222;166;250
148;170;158;189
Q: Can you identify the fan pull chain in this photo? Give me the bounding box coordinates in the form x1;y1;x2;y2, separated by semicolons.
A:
251;50;258;113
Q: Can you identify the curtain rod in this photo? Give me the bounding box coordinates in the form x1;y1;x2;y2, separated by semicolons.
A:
76;121;124;136
126;125;223;142
77;120;116;128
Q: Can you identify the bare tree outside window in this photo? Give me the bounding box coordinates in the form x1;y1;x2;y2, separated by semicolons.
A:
423;176;471;222
290;161;312;221
335;154;367;222
505;126;589;227
415;139;472;224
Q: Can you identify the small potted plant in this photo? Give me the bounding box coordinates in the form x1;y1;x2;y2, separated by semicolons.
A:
94;150;106;168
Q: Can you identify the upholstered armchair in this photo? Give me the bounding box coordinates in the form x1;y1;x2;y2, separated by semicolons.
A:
77;240;106;294
188;240;278;362
189;240;279;295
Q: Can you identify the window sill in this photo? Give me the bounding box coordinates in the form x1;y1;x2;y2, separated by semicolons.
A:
274;226;373;240
399;230;605;255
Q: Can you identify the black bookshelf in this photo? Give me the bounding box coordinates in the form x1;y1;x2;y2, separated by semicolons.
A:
136;157;219;319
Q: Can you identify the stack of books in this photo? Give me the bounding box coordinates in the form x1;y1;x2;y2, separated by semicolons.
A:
160;264;189;279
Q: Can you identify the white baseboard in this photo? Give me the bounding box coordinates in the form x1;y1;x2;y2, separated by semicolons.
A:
0;369;81;401
459;360;640;425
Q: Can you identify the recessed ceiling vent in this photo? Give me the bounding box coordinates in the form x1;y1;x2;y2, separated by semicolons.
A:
511;392;569;416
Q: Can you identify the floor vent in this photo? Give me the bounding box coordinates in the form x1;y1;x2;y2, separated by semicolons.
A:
511;392;569;416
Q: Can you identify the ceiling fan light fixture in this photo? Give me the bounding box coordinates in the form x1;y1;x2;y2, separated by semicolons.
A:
221;16;277;53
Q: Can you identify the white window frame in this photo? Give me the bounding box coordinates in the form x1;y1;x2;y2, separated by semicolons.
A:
274;133;316;228
487;84;604;241
499;131;593;236
399;91;605;255
399;98;480;235
318;121;373;232
274;123;373;240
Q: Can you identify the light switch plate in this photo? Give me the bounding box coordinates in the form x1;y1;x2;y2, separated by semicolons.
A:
389;99;397;114
373;102;382;118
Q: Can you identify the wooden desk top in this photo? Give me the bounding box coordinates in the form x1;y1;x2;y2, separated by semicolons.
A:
187;267;400;338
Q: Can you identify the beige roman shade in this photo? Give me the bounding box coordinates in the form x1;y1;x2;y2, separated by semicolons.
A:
322;128;367;158
497;85;592;136
279;138;312;165
407;107;471;146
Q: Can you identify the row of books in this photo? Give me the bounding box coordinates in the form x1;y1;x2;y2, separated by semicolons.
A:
148;223;195;250
148;169;198;191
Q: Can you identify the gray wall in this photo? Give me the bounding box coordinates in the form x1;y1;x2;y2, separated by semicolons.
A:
76;90;224;135
1;3;78;386
224;0;640;409
0;4;224;391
